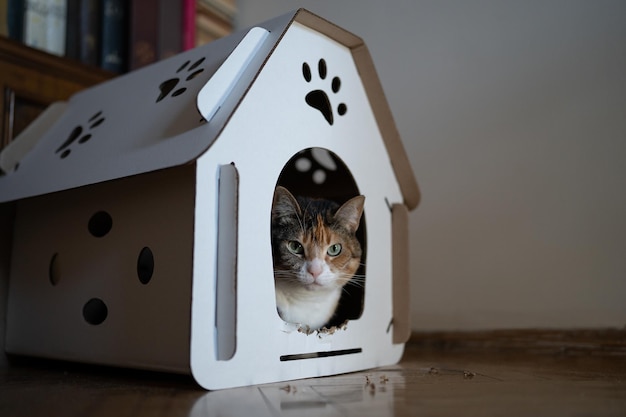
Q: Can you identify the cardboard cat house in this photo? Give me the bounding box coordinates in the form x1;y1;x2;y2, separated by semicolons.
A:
0;9;420;389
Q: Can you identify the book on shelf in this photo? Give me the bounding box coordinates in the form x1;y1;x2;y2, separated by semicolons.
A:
7;0;25;41
23;0;67;56
79;0;100;65
195;0;232;46
0;0;8;37
3;0;235;72
127;0;157;70
197;0;235;22
65;0;104;67
158;0;182;60
182;0;195;50
64;0;79;58
100;0;126;73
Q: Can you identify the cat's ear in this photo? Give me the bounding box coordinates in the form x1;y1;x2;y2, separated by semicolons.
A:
334;195;365;233
272;186;302;221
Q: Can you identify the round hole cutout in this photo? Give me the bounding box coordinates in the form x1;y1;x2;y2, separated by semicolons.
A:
137;247;154;285
49;253;60;286
83;298;108;325
88;211;112;237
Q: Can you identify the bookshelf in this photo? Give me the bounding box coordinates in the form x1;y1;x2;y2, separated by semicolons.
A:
0;0;235;152
0;35;112;150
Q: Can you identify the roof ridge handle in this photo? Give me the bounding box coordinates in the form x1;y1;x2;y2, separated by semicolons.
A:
196;27;270;123
0;102;68;174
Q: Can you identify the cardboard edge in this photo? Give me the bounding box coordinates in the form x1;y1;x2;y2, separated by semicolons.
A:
188;11;299;166
196;27;270;123
0;102;68;175
352;44;421;211
293;8;364;49
391;203;411;344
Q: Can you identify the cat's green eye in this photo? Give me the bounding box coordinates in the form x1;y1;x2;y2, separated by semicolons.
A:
327;243;342;256
287;240;304;255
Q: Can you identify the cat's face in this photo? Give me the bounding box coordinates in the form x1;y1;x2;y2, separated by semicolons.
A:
271;186;365;292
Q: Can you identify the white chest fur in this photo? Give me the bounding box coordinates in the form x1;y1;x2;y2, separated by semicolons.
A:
275;284;342;330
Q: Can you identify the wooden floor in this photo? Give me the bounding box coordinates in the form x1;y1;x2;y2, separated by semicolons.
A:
1;341;626;417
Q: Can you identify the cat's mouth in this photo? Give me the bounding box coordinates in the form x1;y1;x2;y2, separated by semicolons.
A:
303;280;332;291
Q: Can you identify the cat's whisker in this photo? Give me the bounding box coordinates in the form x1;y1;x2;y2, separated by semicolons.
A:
274;272;298;277
273;271;302;284
345;279;365;289
339;280;365;294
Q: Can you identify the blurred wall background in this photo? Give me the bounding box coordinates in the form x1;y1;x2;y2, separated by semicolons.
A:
236;0;626;330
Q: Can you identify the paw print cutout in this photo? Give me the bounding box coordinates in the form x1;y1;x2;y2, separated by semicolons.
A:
302;58;347;126
156;57;206;103
55;111;105;159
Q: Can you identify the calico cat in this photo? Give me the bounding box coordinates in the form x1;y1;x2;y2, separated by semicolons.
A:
271;186;365;330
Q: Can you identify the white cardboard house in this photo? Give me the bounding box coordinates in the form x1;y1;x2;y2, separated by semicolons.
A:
0;9;420;389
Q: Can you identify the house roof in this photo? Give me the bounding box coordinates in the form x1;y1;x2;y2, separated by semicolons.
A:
0;9;419;210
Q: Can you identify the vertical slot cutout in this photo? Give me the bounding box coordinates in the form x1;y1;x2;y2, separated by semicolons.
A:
391;203;411;343
215;163;239;360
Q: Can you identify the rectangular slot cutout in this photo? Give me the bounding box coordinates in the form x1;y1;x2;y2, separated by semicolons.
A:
391;203;411;344
215;163;239;361
279;348;362;362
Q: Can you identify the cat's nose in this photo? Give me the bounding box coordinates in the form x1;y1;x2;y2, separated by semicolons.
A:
307;260;323;279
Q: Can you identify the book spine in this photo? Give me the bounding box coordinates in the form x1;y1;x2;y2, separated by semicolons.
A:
45;0;66;56
197;0;236;22
23;0;48;51
23;0;66;56
1;0;9;36
195;4;230;46
128;0;157;70
181;0;194;50
64;0;79;59
158;0;182;60
78;0;99;65
100;0;126;73
7;0;25;41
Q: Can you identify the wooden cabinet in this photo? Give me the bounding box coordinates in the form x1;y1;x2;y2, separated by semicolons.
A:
0;36;113;151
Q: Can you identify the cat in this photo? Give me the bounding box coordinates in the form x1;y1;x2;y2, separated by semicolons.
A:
271;186;365;330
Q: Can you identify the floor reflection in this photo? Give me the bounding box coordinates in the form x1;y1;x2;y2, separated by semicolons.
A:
189;371;403;417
